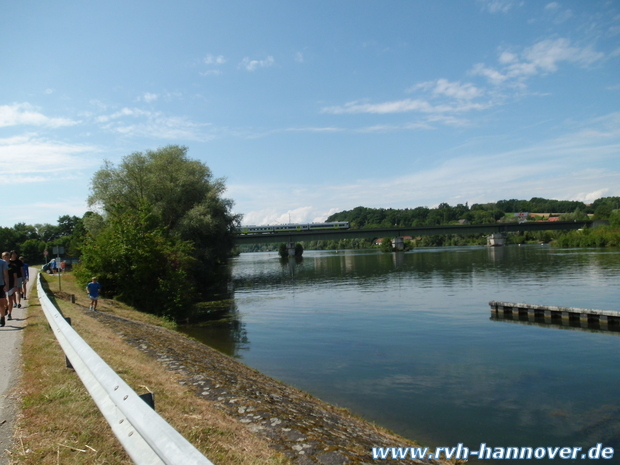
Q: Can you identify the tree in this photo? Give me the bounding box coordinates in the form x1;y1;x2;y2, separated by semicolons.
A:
33;223;60;242
84;145;240;315
594;204;612;220
12;223;38;243
380;238;393;253
278;243;288;258
0;227;18;252
294;243;304;257
89;146;240;271
609;210;620;228
77;204;197;319
20;239;47;263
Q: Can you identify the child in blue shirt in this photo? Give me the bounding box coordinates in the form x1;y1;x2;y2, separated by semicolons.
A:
86;277;102;311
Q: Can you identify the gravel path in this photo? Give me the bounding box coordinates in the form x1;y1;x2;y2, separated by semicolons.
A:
0;270;36;465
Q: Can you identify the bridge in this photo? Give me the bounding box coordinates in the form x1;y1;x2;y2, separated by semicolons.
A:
234;220;592;246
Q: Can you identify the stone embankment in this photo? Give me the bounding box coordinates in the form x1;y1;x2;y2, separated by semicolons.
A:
63;297;456;465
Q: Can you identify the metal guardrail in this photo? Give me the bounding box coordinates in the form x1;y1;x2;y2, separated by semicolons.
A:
37;275;214;465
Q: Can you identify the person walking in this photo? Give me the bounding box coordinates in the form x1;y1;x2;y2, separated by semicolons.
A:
20;256;29;299
9;252;24;309
5;252;20;320
0;252;8;327
86;277;101;311
2;252;16;321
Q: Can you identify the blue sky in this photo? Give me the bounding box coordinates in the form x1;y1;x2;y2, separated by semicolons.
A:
2;0;619;227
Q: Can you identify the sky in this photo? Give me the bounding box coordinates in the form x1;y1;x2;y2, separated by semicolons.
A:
2;0;620;227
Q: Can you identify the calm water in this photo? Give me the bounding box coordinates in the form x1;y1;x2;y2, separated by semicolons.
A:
180;246;620;463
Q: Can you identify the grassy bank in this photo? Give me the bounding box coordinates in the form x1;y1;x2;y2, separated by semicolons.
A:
9;271;288;465
552;226;620;247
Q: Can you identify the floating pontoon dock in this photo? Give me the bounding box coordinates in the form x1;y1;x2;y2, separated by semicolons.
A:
489;301;620;328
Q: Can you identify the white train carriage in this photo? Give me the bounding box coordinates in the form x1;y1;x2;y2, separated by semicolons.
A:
237;222;349;235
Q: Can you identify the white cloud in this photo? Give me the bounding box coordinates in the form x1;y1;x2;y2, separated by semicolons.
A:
432;79;484;100
204;54;226;65
294;51;304;63
142;92;158;103
498;51;518;64
356;122;433;133
239;56;274;71
522;38;602;73
0;134;98;177
238;206;340;226
95;107;148;123
95;107;212;141
89;99;108;111
470;63;509;86
285;126;343;133
478;0;521;14
574;188;610;204
240;207;311;226
199;54;226;76
5;199;89;226
0;103;78;128
322;98;488;116
325;77;488;120
471;38;604;86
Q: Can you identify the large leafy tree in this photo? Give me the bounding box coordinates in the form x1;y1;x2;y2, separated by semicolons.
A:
84;145;241;315
78;204;197;319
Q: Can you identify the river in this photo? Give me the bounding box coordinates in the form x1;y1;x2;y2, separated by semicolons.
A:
180;245;620;463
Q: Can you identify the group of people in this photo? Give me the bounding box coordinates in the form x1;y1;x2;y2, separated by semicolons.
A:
45;258;67;274
0;253;102;326
0;252;29;327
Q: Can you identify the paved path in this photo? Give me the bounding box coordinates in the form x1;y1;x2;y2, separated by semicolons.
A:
0;269;37;464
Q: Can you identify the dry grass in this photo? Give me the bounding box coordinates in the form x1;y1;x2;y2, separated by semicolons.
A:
9;271;289;465
45;271;178;330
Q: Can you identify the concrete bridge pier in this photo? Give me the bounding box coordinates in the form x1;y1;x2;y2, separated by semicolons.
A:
287;242;296;257
487;233;506;247
394;237;405;251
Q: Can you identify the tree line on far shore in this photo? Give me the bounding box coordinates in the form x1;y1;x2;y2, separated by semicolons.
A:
325;197;620;229
240;196;620;253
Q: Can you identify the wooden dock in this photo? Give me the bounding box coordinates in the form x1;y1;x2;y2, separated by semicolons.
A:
489;301;620;328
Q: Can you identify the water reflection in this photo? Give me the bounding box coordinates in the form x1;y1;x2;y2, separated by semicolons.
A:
490;311;620;335
178;299;250;358
180;246;620;463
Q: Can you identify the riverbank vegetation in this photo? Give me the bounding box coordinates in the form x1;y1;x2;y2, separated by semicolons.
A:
552;221;620;248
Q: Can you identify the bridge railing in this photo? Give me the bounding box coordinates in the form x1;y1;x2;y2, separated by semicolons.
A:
37;274;214;465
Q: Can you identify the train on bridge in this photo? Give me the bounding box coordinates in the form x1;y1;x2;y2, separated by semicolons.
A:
236;221;350;235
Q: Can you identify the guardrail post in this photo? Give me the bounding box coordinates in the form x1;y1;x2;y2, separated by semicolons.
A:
64;317;73;369
140;392;155;410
